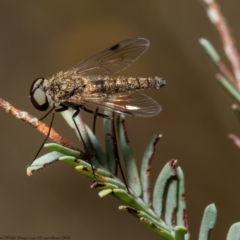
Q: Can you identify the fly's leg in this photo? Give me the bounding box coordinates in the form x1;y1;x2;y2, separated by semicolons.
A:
31;105;66;164
80;106;112;120
39;105;56;121
31;110;56;164
81;106;130;193
70;107;97;181
55;106;86;147
55;105;97;180
92;108;99;134
55;105;68;112
80;105;112;134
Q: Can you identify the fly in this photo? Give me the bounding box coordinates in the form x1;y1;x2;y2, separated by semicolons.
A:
30;38;166;119
29;38;166;183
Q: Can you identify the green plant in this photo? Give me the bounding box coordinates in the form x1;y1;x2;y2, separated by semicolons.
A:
20;107;238;239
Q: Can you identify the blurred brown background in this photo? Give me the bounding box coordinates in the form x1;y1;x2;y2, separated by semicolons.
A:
0;0;239;239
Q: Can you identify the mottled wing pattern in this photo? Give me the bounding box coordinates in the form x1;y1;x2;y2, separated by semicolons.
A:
68;38;149;76
68;91;161;117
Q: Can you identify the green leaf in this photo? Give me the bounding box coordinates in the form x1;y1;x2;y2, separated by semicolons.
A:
44;143;82;158
165;175;177;227
104;109;118;175
113;189;160;224
60;156;89;167
199;38;221;63
119;206;169;231
91;182;119;190
75;165;94;178
26;151;64;176
174;226;188;240
227;223;240;240
99;189;112;197
140;134;161;206
152;159;178;218
217;74;240;104
85;125;106;165
198;204;217;240
73;113;103;168
113;189;147;213
175;167;188;230
60;109;76;129
117;115;141;197
60;109;108;166
140;218;174;240
75;165;126;189
60;156;114;178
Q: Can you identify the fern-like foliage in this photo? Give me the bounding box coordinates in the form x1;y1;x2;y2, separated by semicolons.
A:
26;109;240;239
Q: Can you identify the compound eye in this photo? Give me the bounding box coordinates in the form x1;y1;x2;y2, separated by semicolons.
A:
30;77;49;111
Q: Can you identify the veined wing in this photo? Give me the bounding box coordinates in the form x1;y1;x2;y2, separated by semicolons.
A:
68;38;149;76
68;91;161;117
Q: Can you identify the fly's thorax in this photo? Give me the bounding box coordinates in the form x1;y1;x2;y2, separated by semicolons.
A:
48;72;86;103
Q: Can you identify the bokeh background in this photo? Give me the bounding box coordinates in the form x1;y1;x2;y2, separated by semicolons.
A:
0;0;240;239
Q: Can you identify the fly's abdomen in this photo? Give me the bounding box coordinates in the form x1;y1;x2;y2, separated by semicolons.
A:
114;76;166;92
85;76;166;94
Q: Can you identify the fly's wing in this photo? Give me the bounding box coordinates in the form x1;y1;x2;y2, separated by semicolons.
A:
68;38;149;76
68;91;161;117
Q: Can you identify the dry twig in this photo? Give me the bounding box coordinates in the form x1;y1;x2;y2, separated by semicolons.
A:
0;97;83;153
201;0;240;89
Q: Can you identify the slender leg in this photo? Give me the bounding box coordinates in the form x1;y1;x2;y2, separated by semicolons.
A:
81;106;129;192
80;106;112;120
31;105;68;164
32;105;97;181
56;106;97;180
55;106;90;153
71;108;96;181
71;108;88;149
31;111;56;163
92;108;99;134
34;103;129;191
39;105;55;121
56;105;97;180
110;116;130;194
117;157;130;194
55;106;68;113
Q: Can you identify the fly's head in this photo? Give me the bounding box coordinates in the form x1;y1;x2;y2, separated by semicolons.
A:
30;77;50;111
